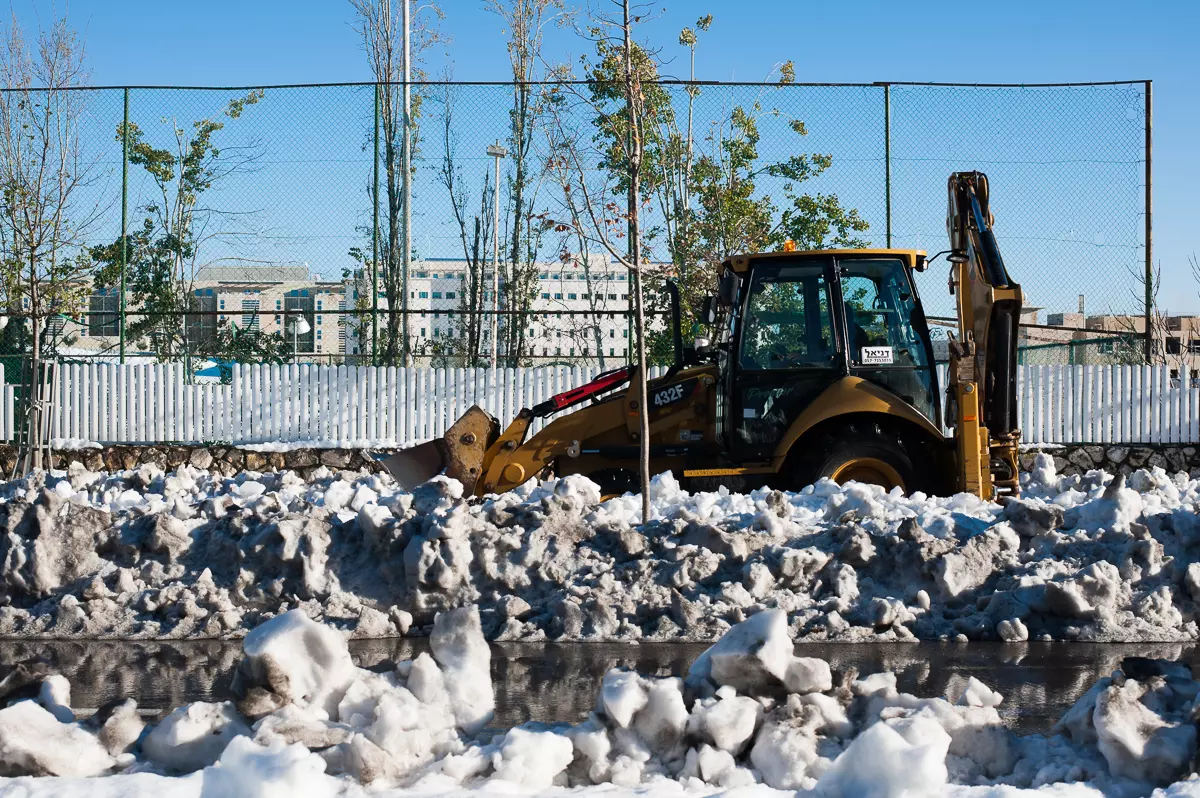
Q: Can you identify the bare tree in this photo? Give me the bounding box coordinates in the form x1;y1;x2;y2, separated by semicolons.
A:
0;13;100;471
1107;261;1178;367
350;0;444;366
484;0;566;366
436;82;494;366
545;0;655;521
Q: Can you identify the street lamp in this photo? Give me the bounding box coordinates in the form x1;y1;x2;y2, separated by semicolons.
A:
486;141;507;365
288;316;311;362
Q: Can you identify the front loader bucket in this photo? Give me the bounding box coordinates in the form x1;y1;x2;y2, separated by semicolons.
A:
380;405;499;493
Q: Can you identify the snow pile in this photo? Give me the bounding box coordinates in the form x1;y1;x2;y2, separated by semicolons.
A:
2;453;1200;642
2;608;1200;795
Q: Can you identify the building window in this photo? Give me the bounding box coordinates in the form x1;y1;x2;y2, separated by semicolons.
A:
542;293;550;300
608;293;617;300
338;299;347;352
554;293;562;300
623;330;628;338
419;291;429;299
88;289;120;337
609;347;615;356
610;329;615;338
568;293;577;300
1167;337;1183;355
285;290;316;353
420;327;427;336
241;299;260;331
446;292;455;299
432;292;442;299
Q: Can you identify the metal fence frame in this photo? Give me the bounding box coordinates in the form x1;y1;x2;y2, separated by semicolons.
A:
0;78;1153;370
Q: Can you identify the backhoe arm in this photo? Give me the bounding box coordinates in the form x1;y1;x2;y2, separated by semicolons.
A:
946;171;1024;499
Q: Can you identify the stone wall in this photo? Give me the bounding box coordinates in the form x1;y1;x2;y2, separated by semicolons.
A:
1020;444;1200;479
0;445;392;480
6;442;1198;484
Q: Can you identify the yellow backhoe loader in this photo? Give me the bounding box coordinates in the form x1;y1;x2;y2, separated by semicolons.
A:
383;171;1024;501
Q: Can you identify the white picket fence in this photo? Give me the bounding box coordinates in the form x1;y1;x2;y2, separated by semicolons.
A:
40;362;1200;448
48;362;666;448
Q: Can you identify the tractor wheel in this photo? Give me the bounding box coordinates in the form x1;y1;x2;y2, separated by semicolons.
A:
789;421;929;494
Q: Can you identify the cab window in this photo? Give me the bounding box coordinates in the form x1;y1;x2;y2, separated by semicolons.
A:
840;258;928;368
739;264;836;370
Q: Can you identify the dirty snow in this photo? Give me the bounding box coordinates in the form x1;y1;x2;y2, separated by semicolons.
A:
0;453;1198;644
1;607;1200;795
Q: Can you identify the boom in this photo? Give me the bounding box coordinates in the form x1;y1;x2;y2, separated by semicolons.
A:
945;171;1024;498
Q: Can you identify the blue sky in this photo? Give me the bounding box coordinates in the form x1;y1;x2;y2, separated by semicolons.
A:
9;0;1199;315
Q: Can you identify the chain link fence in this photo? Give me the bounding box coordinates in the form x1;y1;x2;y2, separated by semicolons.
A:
0;80;1150;379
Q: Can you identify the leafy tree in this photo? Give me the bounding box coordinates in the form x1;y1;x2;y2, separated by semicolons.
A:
199;320;292;382
91;91;263;363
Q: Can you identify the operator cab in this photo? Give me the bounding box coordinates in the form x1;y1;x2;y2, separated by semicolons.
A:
710;249;938;461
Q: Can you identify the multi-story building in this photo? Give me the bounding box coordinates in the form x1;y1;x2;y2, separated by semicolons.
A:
345;255;643;366
66;257;646;366
68;264;346;360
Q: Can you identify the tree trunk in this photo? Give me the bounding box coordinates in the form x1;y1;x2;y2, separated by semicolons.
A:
623;0;651;523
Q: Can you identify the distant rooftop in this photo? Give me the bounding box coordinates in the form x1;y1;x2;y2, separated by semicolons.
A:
194;264;311;283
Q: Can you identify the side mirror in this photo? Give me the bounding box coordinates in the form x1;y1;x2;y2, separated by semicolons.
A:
717;270;738;306
701;295;717;325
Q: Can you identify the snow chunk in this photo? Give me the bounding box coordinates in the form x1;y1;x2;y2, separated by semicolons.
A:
202;736;343;798
430;605;494;734
0;700;114;777
1094;678;1197;785
142;701;251;772
785;657;833;695
492;727;574;788
816;715;950;798
687;608;792;694
600;670;647;728
237;609;357;719
38;674;74;723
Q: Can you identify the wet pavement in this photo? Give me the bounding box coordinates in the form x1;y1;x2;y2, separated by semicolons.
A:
1;638;1195;736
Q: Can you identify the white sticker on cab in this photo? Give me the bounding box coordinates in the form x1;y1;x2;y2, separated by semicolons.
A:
861;346;894;365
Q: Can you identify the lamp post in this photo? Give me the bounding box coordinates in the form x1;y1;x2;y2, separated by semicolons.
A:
486;142;507;365
289;316;311;363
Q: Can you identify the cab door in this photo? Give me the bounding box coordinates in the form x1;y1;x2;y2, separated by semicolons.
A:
729;256;843;461
837;255;939;426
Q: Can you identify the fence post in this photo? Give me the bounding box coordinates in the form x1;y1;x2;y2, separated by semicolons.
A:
119;88;129;364
371;82;380;367
1144;80;1153;365
883;82;892;248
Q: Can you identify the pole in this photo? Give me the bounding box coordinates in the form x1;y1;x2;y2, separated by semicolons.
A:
883;83;892;248
371;83;380;366
1144;80;1153;364
491;145;502;365
119;88;129;363
400;0;412;367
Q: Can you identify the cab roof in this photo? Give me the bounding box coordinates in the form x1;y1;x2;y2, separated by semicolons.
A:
723;248;927;274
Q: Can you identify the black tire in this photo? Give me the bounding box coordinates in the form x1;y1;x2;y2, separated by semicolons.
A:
786;420;931;494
